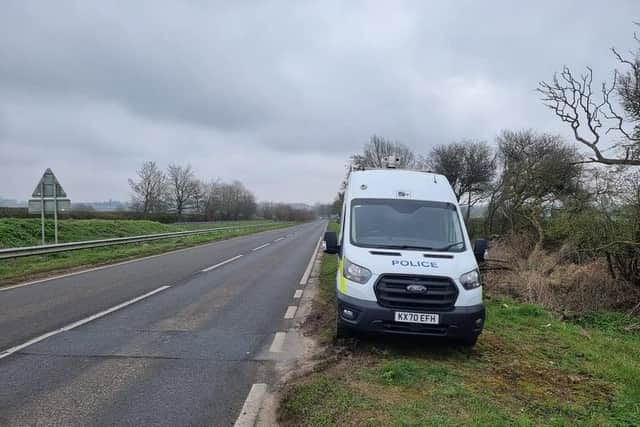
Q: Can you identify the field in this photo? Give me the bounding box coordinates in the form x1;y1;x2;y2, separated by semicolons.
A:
0;218;292;285
279;223;640;426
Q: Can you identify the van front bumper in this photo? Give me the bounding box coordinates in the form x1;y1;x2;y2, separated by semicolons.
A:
337;293;485;339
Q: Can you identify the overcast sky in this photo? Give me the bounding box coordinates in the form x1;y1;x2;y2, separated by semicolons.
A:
0;1;638;204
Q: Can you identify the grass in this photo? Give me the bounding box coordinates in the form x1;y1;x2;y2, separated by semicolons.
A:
0;218;273;248
0;218;293;285
303;220;340;343
279;222;640;426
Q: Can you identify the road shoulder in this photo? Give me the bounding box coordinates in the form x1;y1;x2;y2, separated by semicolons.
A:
236;234;326;426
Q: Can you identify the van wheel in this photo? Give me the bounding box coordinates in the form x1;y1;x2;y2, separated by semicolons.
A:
460;335;478;347
336;319;353;339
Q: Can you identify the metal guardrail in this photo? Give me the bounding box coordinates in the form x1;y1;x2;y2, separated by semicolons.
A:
0;223;278;260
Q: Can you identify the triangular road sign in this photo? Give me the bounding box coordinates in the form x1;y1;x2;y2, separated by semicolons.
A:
32;168;67;198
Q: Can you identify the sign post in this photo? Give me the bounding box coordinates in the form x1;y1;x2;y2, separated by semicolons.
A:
28;169;70;245
40;180;45;245
53;177;59;244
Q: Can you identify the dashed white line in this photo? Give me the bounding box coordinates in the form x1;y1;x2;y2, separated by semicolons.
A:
233;383;268;427
201;254;243;272
284;306;297;319
0;285;171;360
274;237;285;242
251;243;271;252
293;289;303;299
0;244;207;293
269;332;287;353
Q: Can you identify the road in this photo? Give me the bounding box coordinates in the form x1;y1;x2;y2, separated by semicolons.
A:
0;221;326;426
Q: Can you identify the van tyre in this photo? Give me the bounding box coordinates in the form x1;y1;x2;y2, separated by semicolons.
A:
335;319;353;339
460;335;479;347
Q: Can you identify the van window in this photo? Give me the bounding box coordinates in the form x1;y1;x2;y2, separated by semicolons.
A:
350;198;465;251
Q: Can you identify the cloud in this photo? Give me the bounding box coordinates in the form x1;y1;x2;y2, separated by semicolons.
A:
0;0;638;203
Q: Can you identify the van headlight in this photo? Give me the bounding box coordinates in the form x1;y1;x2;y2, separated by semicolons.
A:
343;258;372;284
460;269;481;290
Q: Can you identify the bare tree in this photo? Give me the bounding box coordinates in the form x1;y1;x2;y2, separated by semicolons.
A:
167;163;196;217
538;25;640;166
191;179;206;214
351;135;417;169
615;25;640;141
426;140;495;220
202;179;222;220
488;130;583;250
128;161;168;214
202;179;256;220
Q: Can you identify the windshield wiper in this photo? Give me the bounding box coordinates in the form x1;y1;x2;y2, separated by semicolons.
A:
381;244;435;251
433;241;465;251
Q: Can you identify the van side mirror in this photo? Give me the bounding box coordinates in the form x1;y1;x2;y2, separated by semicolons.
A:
473;239;488;263
324;231;339;254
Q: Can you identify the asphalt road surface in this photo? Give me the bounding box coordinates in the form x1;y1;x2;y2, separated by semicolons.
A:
0;221;326;426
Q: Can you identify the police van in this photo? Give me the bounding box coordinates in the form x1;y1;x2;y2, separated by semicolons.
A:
324;159;487;346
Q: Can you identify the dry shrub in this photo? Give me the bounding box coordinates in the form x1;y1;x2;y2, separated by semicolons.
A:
485;234;640;315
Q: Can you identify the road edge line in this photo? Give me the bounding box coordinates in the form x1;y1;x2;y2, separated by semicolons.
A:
233;383;268;427
269;332;287;353
299;232;324;285
284;306;297;319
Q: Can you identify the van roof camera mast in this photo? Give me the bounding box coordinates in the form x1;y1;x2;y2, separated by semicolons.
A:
383;154;400;169
350;153;432;173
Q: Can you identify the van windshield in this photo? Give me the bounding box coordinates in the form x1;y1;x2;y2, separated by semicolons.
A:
350;198;465;251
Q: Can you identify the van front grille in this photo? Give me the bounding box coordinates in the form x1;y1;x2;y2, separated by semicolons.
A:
374;274;458;311
379;322;448;335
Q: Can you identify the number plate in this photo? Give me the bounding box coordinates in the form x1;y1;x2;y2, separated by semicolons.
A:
394;311;440;324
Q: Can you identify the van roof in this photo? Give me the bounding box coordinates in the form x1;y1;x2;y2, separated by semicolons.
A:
347;169;458;204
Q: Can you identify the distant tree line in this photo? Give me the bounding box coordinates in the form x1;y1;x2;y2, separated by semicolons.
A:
128;161;315;222
257;202;317;222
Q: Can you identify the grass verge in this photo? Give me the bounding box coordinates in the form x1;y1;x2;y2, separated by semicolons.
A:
279;223;640;426
0;218;273;248
0;219;293;285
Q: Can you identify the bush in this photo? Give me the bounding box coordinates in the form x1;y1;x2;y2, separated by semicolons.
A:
0;208;29;218
544;206;640;288
0;209;208;223
485;235;640;315
464;216;487;240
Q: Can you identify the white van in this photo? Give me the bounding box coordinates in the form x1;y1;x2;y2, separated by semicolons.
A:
324;166;487;346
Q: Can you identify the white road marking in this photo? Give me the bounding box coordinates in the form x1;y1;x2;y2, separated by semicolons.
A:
269;332;287;353
0;246;202;293
293;289;303;299
0;285;171;360
284;306;297;319
299;234;324;285
201;254;243;272
0;225;299;293
251;243;271;252
234;383;268;427
274;237;285;242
